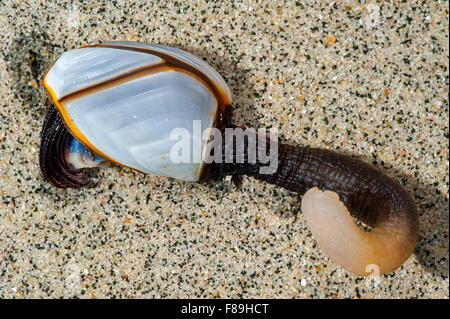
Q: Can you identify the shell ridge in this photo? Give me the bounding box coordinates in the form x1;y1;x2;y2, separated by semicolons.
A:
58;61;167;102
98;42;231;106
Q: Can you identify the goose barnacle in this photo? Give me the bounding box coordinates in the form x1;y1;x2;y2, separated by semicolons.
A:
40;41;418;276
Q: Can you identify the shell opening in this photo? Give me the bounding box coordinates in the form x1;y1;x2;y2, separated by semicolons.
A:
66;136;105;169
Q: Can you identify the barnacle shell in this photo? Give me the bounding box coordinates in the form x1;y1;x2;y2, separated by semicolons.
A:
43;41;232;182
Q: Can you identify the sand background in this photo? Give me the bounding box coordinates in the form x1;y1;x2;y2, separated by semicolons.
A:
0;0;448;298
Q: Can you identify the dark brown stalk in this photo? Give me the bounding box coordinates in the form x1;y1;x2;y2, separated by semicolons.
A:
216;129;417;230
214;128;418;273
39;107;90;188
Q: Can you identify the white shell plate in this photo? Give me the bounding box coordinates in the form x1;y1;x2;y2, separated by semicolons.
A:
45;42;232;181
